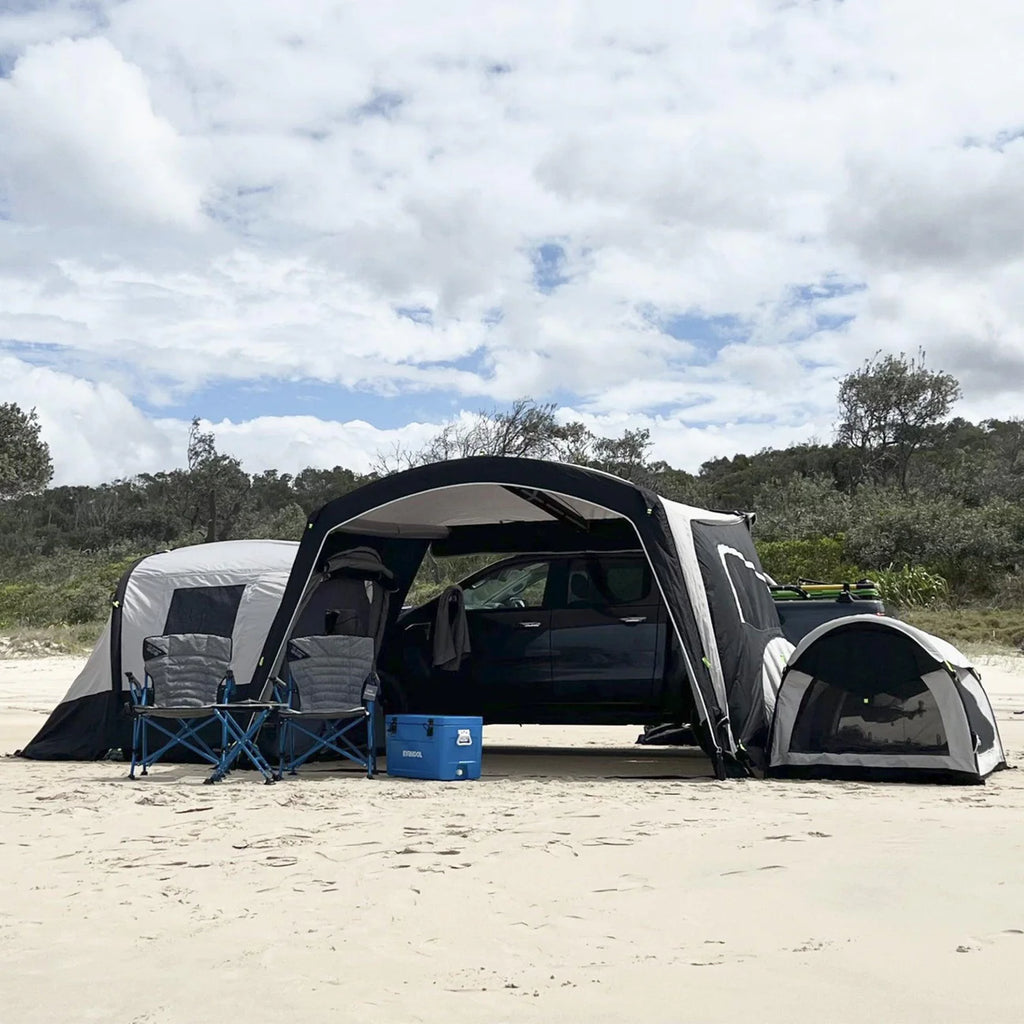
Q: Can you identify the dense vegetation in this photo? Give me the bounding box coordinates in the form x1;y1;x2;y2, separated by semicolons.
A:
2;353;1023;647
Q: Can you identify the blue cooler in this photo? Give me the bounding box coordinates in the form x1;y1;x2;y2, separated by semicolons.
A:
385;715;483;780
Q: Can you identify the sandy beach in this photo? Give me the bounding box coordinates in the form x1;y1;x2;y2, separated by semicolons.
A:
3;653;1024;1024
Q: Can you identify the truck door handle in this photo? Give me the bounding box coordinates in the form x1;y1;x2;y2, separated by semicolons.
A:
516;621;542;629
620;616;647;624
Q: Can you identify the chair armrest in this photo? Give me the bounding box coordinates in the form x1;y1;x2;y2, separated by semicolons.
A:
270;675;291;704
125;671;148;706
220;669;237;704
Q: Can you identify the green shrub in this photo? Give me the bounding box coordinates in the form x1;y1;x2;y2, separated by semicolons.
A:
753;474;854;542
870;563;949;608
0;552;140;626
756;536;862;584
987;571;1024;610
843;491;1024;598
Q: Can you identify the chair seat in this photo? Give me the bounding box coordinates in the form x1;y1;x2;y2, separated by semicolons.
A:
133;705;219;719
278;705;366;719
133;700;286;719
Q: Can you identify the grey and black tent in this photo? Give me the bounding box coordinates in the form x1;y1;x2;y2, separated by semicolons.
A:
250;456;792;777
19;540;298;760
768;615;1006;782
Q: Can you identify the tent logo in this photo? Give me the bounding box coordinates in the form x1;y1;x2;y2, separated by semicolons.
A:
401;749;424;758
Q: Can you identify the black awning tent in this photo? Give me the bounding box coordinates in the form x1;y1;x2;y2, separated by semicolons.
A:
250;457;792;777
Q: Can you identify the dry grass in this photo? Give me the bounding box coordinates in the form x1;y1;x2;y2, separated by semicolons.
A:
0;621;105;658
898;607;1024;651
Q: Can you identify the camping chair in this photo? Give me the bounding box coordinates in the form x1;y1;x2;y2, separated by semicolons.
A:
127;633;279;784
276;634;379;779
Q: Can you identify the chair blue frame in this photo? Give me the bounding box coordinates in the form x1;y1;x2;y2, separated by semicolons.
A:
127;633;280;784
276;634;379;780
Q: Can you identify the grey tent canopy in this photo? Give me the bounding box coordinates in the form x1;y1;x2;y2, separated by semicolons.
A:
19;540;299;760
250;456;792;777
768;615;1006;782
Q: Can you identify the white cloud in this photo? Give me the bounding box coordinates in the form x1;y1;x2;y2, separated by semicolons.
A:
208;415;441;476
1;2;1024;485
0;36;202;228
831;141;1024;270
0;356;177;484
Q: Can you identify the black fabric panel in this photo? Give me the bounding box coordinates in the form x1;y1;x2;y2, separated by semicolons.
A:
23;554;145;759
768;764;986;785
296;578;372;637
691;518;785;761
18;690;126;760
955;678;997;754
431;519;639;556
163;584;246;638
249;457;726;767
792;623;941;693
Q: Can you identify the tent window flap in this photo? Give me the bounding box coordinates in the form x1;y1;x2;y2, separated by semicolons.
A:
163;585;246;638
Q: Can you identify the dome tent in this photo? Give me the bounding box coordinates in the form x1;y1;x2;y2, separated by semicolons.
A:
19;540;299;760
768;615;1006;783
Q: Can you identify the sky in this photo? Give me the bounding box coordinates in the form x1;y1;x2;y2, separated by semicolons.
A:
2;1;1023;486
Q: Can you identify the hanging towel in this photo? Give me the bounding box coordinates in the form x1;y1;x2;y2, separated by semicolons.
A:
432;586;471;671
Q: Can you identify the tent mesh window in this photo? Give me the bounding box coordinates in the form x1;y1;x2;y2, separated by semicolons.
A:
790;676;949;756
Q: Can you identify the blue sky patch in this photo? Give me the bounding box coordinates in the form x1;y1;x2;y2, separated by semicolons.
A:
445;347;490;377
1;339;70;366
657;310;749;363
135;376;471;430
785;276;864;338
531;243;569;293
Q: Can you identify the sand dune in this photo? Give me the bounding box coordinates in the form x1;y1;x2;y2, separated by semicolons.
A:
2;653;1024;1023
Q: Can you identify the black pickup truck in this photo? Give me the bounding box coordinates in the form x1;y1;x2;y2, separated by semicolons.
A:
385;554;885;727
770;580;886;645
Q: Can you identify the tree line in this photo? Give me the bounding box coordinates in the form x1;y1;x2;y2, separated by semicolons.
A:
1;351;1022;626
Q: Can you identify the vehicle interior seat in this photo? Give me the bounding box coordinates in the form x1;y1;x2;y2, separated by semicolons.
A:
568;570;600;607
